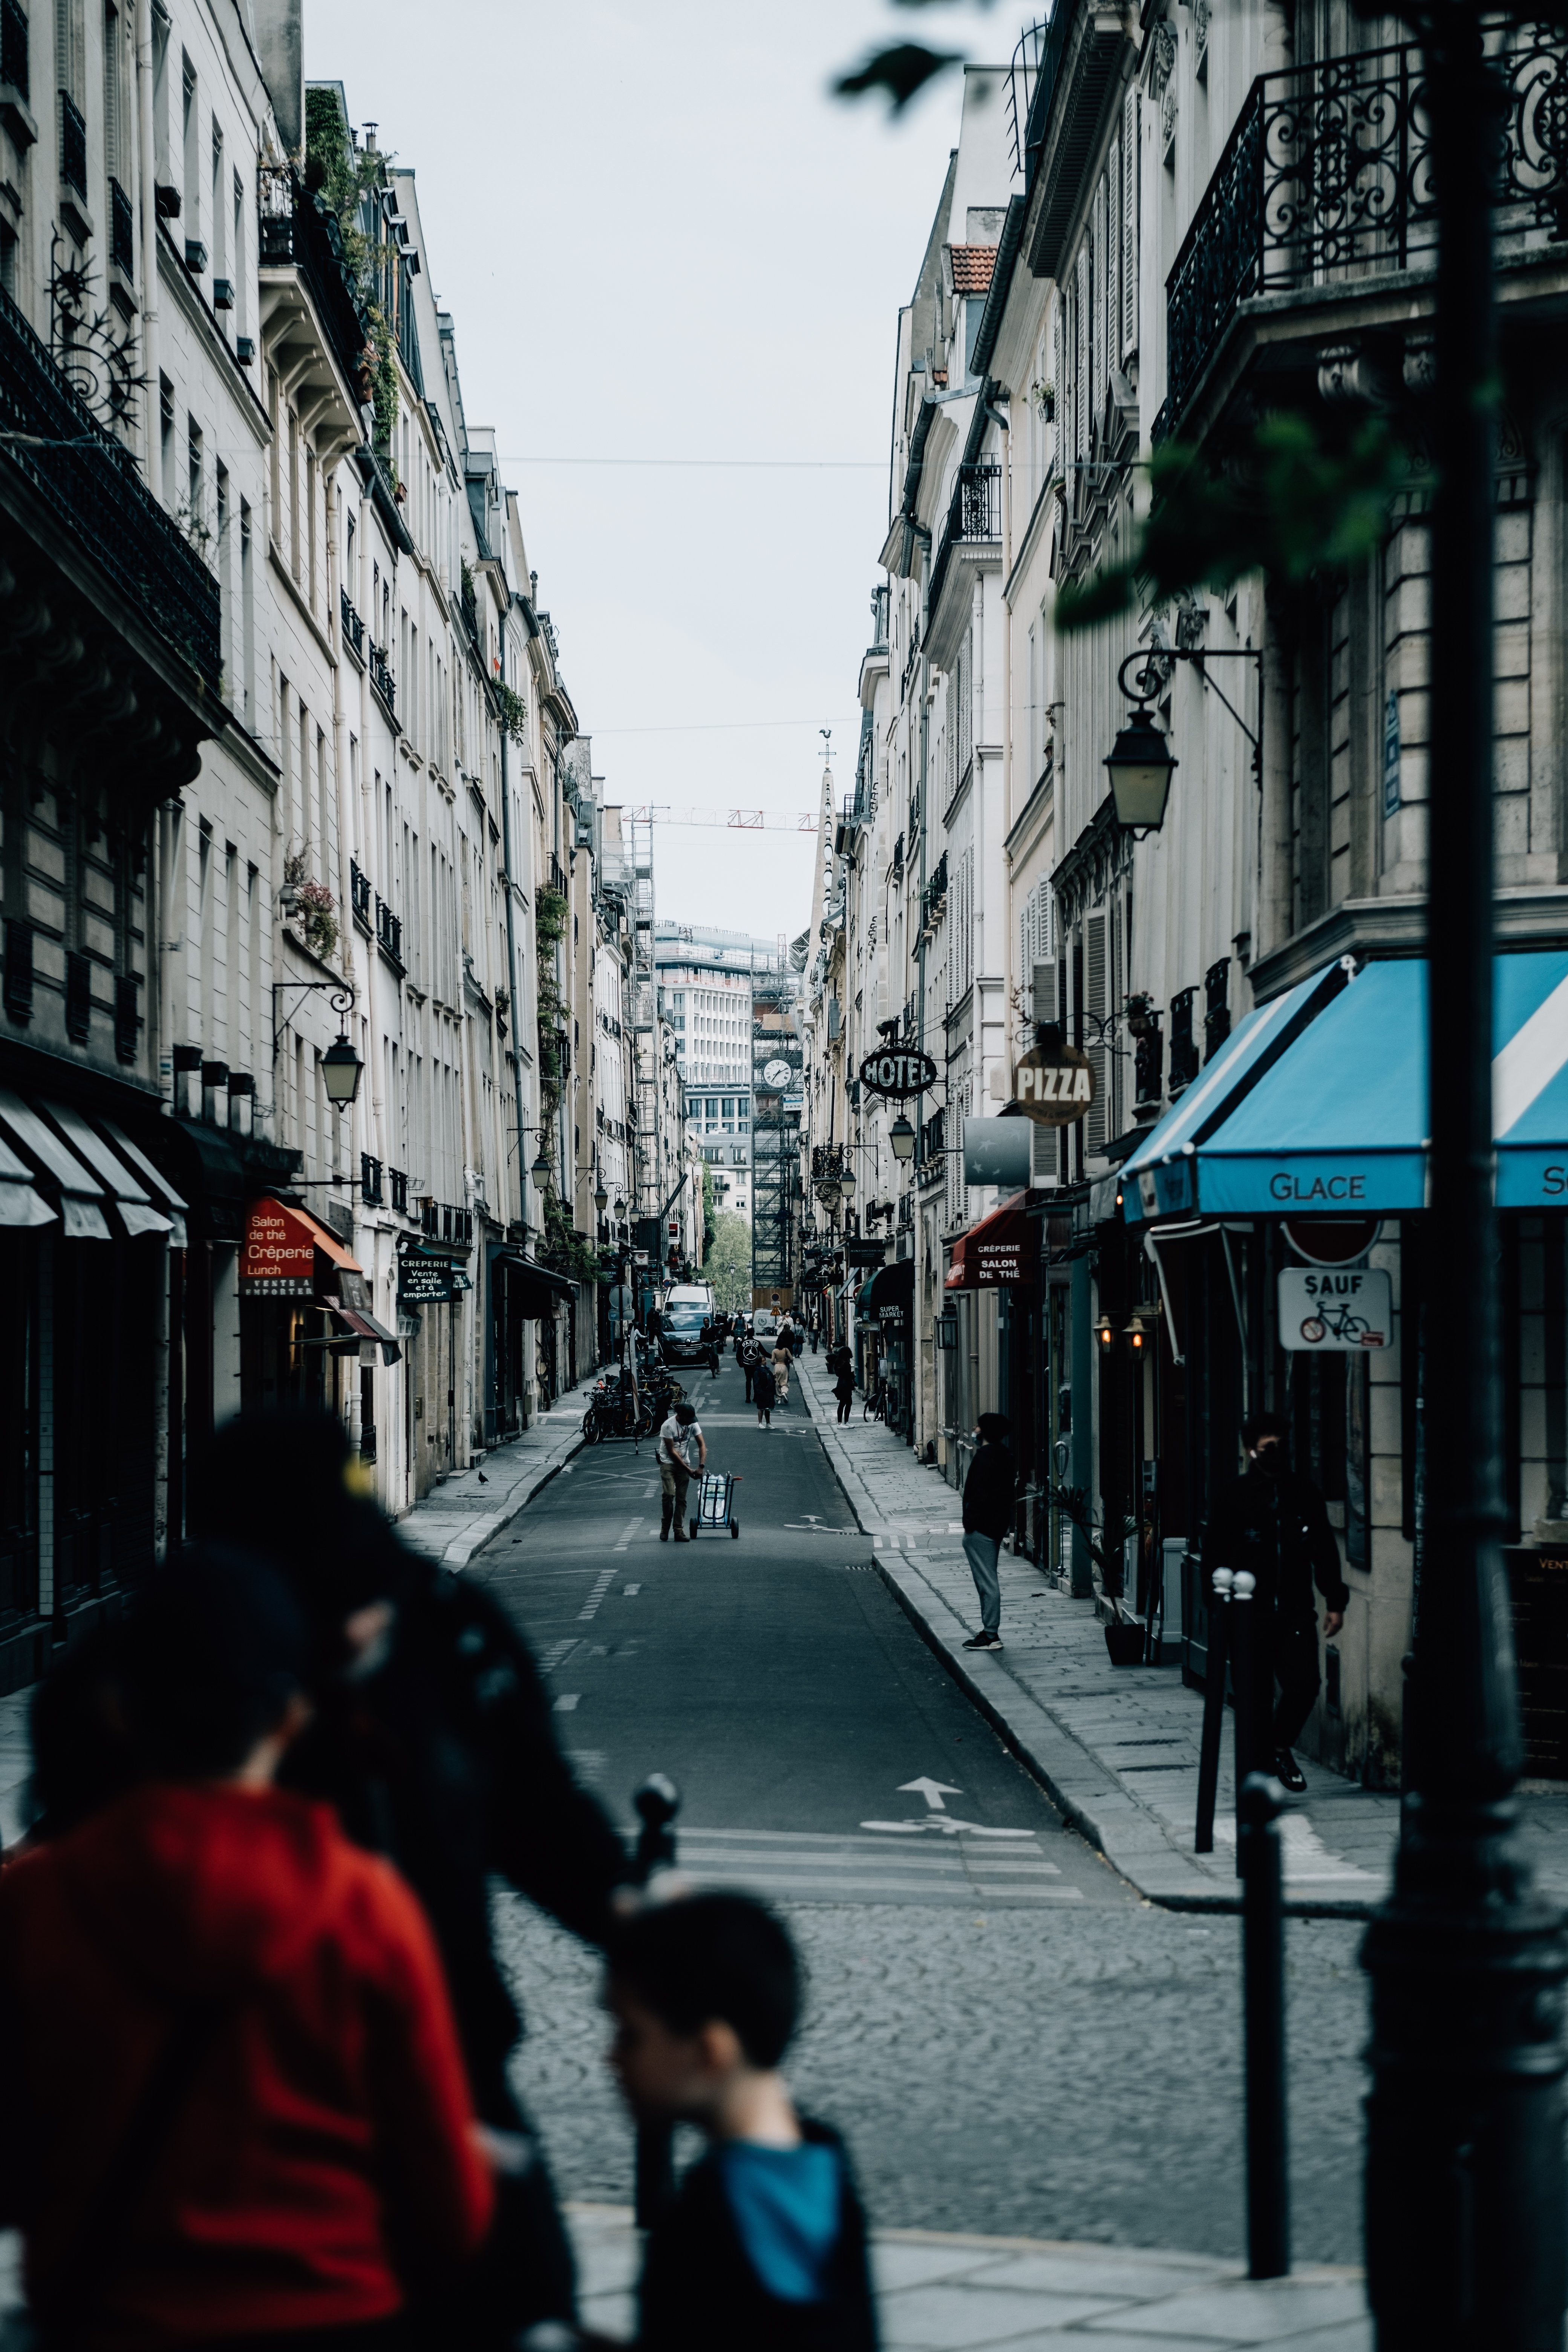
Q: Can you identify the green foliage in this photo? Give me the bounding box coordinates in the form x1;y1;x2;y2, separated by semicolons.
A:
496;682;529;749
535;888;569;951
1055;413;1419;633
704;1213;754;1314
540;1193;601;1283
833;41;962;108
303;87;398;462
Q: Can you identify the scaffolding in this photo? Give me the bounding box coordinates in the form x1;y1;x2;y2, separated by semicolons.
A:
750;972;802;1305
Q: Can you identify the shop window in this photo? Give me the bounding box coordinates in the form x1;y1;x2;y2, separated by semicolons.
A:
1169;987;1199;1093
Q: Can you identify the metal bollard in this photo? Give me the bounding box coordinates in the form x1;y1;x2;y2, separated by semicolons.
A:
1194;1568;1233;1854
1229;1569;1257;1876
631;1774;681;2228
1238;1771;1290;2281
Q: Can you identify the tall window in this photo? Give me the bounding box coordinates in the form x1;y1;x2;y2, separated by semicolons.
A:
180;51;197;236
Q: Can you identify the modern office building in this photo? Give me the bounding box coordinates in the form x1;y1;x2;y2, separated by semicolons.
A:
654;925;786;1225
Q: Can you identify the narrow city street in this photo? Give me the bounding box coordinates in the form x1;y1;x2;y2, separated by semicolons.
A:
480;1357;1367;2266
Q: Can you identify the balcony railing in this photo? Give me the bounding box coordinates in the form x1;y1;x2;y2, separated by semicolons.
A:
59;89;84;194
109;177;134;275
2;0;29;99
389;1167;408;1214
547;851;568;899
349;859;372;931
1164;29;1568;432
927;462;1003;625
257;167;367;401
340;585;364;658
360;1152;383;1206
375;894;403;970
420;1198;473;1249
368;638;396;715
0;282;220;687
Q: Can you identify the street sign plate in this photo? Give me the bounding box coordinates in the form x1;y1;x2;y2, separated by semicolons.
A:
1012;1044;1095;1127
1282;1216;1381;1266
1279;1266;1392;1351
858;1047;937;1100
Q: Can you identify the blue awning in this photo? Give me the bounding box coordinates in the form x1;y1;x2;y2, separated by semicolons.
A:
1122;959;1354;1223
1130;949;1568;1220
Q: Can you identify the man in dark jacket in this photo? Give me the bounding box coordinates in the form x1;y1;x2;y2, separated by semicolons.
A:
961;1413;1016;1652
1204;1409;1349;1792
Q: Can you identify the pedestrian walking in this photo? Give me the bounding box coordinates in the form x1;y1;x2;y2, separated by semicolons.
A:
176;1412;632;2347
700;1317;721;1380
604;1891;877;2350
831;1348;856;1426
658;1400;706;1540
753;1358;777;1428
961;1413;1017;1652
809;1312;820;1355
738;1329;761;1403
0;1548;495;2352
1205;1409;1348;1792
772;1335;793;1409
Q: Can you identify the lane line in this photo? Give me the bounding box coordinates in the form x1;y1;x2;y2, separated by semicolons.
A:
578;1566;621;1619
554;1693;581;1712
611;1514;647;1555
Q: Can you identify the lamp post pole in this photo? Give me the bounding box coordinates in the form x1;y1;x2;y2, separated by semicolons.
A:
1361;15;1566;2346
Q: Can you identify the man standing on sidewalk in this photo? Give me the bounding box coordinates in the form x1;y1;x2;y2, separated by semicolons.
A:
961;1414;1016;1653
658;1400;706;1542
1205;1410;1346;1792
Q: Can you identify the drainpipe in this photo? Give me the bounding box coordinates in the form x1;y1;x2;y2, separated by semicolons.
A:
136;0;159;491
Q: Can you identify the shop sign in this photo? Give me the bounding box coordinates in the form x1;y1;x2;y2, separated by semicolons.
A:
1279;1266;1392;1351
845;1240;888;1266
1012;1044;1095;1128
240;1199;315;1295
976;1233;1027;1286
398;1251;455;1304
858;1047;937;1100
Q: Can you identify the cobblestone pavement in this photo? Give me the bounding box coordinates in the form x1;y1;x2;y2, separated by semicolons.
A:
792;1354;1568;1914
499;1868;1367;2264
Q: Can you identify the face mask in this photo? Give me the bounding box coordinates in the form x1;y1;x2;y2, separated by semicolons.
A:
1254;1445;1284;1478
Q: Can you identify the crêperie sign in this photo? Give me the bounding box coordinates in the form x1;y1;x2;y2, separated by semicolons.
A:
1013;1043;1096;1128
858;1047;937;1100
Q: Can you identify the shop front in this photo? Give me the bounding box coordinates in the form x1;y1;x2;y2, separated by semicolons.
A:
1119;948;1568;1784
867;1259;915;1439
942;1193;1036;1503
239;1197;400;1448
488;1248;578;1432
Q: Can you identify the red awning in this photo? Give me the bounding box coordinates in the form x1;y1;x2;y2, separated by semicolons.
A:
240;1197;364;1296
945;1193;1034;1289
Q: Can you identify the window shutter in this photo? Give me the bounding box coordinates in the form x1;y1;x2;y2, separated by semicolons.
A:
1054;297;1065;469
1092;180;1107;417
1122;89;1139;360
1086;908;1107;1154
1106;147;1120;392
1075;247;1090;462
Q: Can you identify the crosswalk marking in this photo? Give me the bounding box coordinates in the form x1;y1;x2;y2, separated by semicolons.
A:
663;1826;1081;1908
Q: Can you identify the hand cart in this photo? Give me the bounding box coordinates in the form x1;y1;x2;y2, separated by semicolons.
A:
689;1470;741;1541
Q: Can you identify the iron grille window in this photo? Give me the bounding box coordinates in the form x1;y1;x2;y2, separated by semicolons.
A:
1204;958;1231;1060
109;178;134;274
360;1153;383;1205
4;918;32;1021
114;973;138;1063
1134;1016;1163;1113
375;896;402;967
1169;986;1199;1093
64;949;91;1041
349;859;372;928
340;587;364;655
59;90;85;195
389;1167;408;1213
2;0;28;99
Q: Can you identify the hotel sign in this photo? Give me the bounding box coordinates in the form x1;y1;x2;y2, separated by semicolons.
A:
858;1048;937;1100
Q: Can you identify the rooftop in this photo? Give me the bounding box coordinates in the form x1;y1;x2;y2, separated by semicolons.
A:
948;243;998;296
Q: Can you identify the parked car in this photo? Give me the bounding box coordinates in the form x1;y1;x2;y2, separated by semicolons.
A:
661;1284;718;1366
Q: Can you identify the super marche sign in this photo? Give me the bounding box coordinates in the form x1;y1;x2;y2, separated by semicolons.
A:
858;1048;937;1100
1279;1266;1392;1352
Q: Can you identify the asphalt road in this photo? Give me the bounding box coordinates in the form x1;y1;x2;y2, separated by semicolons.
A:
475;1349;1366;2263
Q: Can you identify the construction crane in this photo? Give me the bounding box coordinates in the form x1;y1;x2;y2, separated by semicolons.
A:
619;806;818;831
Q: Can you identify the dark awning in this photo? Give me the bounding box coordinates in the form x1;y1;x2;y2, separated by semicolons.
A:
868;1257;914;1332
495;1251;575;1317
945;1193;1034;1288
332;1305;402;1366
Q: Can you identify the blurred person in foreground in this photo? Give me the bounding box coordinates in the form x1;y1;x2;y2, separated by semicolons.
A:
600;1893;877;2352
178;1412;632;2346
0;1547;494;2351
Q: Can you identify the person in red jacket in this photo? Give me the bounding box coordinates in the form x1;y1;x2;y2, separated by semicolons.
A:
0;1547;494;2350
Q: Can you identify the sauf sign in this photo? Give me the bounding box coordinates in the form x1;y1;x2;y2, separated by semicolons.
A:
1279;1266;1392;1352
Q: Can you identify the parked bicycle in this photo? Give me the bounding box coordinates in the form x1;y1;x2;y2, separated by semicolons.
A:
863;1379;890;1424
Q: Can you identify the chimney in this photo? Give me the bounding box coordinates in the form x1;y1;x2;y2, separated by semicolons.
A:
253;0;304;158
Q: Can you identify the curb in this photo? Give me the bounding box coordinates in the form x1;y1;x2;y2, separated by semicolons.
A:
797;1372;1375;1922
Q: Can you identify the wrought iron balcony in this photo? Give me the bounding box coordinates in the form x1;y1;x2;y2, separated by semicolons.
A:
1164;28;1568;433
360;1152;383;1206
420;1198;473;1249
368;638;396;715
926;463;1003;646
349;859;372;931
109;177;134;275
0;282;220;688
257;167;367;401
375;894;403;970
58;89;84;195
340;585;364;658
389;1167;408;1214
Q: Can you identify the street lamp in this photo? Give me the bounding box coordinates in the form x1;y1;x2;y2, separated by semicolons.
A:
1103;701;1178;835
838;1164;856;1200
593;1176;609;1215
321;1031;364;1108
531;1138;553;1183
613;1196;625;1220
889;1113;916;1161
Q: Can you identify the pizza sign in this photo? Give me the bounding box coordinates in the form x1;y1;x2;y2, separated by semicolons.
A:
858;1048;938;1100
1012;1045;1096;1128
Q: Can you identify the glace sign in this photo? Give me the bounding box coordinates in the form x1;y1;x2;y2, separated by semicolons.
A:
858;1047;937;1101
1279;1266;1392;1352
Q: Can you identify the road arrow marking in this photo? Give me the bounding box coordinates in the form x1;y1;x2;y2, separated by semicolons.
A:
861;1817;1037;1839
899;1777;962;1810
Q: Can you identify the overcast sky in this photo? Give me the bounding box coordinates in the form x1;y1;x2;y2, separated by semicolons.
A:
303;0;981;931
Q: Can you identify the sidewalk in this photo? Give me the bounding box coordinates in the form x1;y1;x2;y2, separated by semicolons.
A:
794;1355;1568;1916
569;2203;1369;2349
0;1372;595;1846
